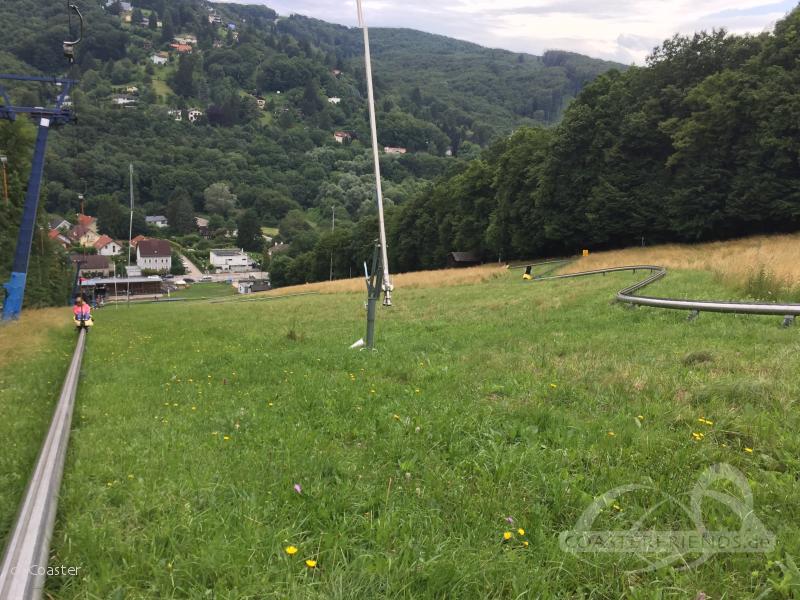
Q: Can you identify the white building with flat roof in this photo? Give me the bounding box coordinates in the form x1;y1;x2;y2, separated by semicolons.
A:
210;249;253;272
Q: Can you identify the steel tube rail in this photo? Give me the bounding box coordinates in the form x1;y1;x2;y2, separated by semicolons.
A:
0;329;86;600
534;265;800;317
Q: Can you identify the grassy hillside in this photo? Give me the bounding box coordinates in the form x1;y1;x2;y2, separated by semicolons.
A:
1;257;795;596
563;233;800;302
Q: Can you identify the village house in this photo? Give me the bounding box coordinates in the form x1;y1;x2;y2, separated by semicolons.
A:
173;34;198;46
69;224;100;247
130;234;146;249
170;43;193;54
94;235;122;256
48;229;71;249
195;217;210;237
151;52;168;65
384;146;407;154
210;249;253;273
71;254;114;278
327;97;341;105
333;131;352;144
49;217;71;231
77;214;98;233
111;94;137;107
188;109;204;123
146;215;169;228
167;109;182;121
136;239;172;273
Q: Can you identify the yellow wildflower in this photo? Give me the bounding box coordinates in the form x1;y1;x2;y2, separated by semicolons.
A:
285;546;298;556
517;528;525;536
503;531;513;541
607;431;616;437
549;383;557;388
523;540;529;547
223;435;230;441
305;559;317;568
744;447;753;453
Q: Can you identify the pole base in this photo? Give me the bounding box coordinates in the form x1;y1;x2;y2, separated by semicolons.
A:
2;271;27;321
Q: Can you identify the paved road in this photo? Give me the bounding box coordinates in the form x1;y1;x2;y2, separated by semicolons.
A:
178;255;268;284
180;254;203;279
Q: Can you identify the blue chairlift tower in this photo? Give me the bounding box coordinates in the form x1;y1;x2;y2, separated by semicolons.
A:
1;4;83;320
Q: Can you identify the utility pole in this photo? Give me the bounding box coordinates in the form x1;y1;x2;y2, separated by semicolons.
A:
127;163;134;303
356;0;392;306
329;205;335;281
0;155;8;207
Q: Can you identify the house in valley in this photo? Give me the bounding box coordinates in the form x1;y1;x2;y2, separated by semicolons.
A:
136;238;172;273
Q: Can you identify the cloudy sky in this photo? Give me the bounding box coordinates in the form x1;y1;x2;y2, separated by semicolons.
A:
217;0;797;63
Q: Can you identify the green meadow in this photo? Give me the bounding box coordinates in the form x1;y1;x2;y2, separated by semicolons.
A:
4;269;800;598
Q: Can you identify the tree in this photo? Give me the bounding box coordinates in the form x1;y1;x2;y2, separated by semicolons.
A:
236;209;264;251
97;196;129;239
166;189;195;234
171;54;199;98
203;182;238;217
161;10;175;43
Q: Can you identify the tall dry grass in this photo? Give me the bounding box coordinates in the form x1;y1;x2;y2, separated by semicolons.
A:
561;233;800;295
0;307;71;367
258;264;506;297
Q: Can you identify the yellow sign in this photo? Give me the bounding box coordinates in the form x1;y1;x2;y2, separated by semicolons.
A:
582;249;590;257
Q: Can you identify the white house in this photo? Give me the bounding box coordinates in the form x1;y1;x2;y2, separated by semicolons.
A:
94;235;122;256
146;215;169;228
188;109;204;123
167;109;182;121
136;239;172;272
333;131;351;144
151;53;168;65
173;34;197;46
327;97;341;105
210;249;253;273
111;95;137;107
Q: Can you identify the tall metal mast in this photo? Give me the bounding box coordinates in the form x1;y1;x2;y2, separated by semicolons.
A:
356;0;393;306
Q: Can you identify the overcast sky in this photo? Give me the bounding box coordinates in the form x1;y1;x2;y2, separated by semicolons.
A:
216;0;797;63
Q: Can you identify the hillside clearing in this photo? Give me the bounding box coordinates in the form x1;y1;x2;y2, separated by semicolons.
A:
563;234;800;298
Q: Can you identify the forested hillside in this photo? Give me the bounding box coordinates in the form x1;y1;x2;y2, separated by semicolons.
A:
388;7;800;271
0;0;621;300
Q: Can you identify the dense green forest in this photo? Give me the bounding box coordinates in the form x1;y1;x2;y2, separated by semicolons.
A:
4;0;797;295
0;0;620;301
384;7;800;272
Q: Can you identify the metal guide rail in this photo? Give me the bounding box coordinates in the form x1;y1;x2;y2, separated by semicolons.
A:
531;264;800;322
0;329;86;600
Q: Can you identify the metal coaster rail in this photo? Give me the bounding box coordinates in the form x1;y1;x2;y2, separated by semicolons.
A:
0;329;86;600
528;263;800;322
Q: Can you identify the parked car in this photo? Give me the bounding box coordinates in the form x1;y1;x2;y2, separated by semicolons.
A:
200;275;213;282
